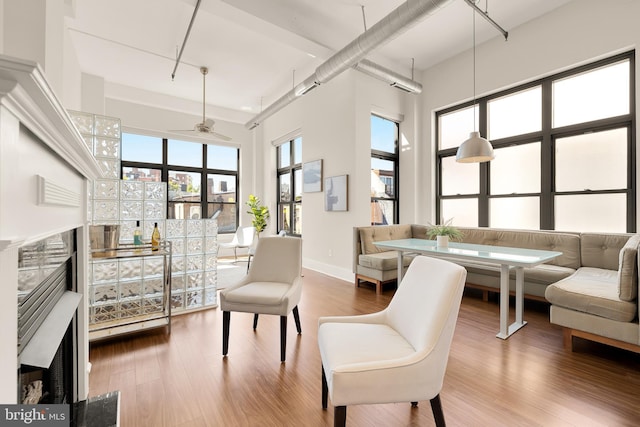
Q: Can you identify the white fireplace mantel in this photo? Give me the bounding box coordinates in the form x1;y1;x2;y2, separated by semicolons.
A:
0;54;103;403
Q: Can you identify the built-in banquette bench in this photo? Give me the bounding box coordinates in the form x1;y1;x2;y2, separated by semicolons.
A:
353;224;583;298
354;224;640;353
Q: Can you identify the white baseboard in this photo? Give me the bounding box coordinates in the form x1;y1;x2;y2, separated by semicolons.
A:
302;258;353;283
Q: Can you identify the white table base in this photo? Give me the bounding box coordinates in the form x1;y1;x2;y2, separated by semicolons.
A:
397;253;528;339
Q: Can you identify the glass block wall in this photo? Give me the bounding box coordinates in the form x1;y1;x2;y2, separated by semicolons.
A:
68;111;218;321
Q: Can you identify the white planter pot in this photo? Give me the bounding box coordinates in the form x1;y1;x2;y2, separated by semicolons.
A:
436;235;449;248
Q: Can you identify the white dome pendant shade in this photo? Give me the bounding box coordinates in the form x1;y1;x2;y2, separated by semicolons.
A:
456;131;495;163
455;4;497;164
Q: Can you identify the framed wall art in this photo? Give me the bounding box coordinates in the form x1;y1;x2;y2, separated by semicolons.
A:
325;174;348;212
303;159;323;192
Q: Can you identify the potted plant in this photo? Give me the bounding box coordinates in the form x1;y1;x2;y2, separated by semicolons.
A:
246;194;270;235
426;218;464;248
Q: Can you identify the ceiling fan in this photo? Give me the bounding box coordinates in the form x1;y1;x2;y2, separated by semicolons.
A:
170;66;232;141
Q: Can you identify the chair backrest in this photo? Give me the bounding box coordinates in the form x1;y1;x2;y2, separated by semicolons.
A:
237;226;255;246
386;256;466;353
247;236;302;283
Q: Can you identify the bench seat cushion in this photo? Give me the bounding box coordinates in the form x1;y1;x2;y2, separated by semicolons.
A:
545;267;637;322
359;252;413;271
459;260;575;284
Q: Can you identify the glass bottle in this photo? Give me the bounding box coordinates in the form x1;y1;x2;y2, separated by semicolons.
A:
151;222;161;251
133;220;143;250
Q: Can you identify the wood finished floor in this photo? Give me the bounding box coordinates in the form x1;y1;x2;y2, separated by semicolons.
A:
88;269;640;426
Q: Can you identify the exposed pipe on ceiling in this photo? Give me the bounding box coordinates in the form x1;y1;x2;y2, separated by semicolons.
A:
354;59;423;93
354;8;422;93
245;0;454;130
171;0;202;81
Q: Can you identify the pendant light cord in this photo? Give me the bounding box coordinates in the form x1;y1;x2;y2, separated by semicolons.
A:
472;7;477;132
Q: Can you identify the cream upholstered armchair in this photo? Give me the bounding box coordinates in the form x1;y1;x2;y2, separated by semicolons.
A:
318;256;466;426
220;236;303;362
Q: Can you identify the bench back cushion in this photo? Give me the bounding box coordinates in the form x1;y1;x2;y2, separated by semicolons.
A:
359;224;412;254
580;233;632;270
457;227;581;269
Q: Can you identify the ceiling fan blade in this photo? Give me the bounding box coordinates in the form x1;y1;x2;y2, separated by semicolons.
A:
203;118;215;128
212;131;232;141
169;129;197;132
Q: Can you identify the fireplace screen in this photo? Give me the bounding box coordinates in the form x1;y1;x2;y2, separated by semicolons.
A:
17;230;75;354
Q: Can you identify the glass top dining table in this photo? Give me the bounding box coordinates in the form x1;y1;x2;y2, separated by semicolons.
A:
374;238;562;339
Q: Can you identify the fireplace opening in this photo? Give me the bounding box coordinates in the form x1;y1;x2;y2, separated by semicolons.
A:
17;230;79;405
19;323;74;404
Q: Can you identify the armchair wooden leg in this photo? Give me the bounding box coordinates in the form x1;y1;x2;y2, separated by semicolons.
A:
322;366;328;409
222;311;230;356
253;313;259;330
280;315;287;362
293;306;302;334
334;406;346;427
430;394;446;427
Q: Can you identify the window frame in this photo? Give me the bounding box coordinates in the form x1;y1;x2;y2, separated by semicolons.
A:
371;114;400;225
120;135;240;232
276;137;302;236
435;51;635;232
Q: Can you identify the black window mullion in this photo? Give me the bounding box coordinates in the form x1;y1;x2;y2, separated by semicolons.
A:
540;80;554;230
478;101;490;227
628;53;636;232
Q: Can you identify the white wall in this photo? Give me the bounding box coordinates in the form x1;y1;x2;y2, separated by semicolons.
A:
81;73;106;115
1;0;83;109
62;28;82;110
261;70;412;281
421;0;640;227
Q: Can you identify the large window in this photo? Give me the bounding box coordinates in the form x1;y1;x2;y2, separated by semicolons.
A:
371;115;399;225
121;133;239;233
436;52;635;233
277;137;302;235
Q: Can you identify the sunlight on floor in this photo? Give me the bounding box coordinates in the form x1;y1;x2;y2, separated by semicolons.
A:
216;257;248;290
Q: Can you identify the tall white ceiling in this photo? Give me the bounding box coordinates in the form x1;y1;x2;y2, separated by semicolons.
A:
65;0;571;123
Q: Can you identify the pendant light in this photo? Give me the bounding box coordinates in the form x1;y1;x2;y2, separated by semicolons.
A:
456;5;494;163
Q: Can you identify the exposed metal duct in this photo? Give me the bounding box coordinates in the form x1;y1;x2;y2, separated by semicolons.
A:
354;59;422;93
245;0;454;130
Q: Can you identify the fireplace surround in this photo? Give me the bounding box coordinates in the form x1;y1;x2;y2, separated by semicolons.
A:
0;55;102;403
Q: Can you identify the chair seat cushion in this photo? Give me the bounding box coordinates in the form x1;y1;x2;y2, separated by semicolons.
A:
545;267;637;322
319;323;415;369
318;322;426;406
223;281;291;306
